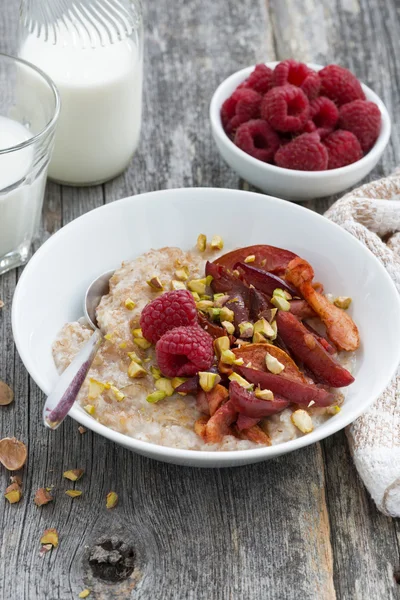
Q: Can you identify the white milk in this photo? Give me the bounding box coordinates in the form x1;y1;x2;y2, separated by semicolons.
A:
20;29;143;185
0;116;46;260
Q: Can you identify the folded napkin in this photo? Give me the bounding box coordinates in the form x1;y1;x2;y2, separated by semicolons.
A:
325;170;400;517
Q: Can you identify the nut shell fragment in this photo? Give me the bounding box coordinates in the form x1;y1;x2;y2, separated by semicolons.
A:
0;381;13;406
0;437;27;470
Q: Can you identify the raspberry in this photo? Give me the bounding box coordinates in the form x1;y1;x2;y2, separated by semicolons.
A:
302;120;332;139
221;88;262;135
156;326;214;377
274;132;328;171
234;119;280;162
140;290;197;344
242;64;274;94
261;85;310;133
338;99;381;152
310;96;339;129
318;65;365;106
323;129;363;169
274;60;320;99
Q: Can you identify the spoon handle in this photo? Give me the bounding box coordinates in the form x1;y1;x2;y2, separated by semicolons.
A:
43;330;103;429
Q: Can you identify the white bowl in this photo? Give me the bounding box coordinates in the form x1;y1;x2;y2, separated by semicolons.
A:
12;188;400;467
210;63;391;200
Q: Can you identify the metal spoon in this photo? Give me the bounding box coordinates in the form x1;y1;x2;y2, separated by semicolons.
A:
43;269;115;430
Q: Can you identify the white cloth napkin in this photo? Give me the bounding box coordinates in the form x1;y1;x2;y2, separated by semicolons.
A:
325;170;400;516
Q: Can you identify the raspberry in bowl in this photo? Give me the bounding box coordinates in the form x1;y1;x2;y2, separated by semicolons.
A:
210;61;391;200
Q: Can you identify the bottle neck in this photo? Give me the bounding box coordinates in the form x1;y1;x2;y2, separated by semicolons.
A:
20;0;142;48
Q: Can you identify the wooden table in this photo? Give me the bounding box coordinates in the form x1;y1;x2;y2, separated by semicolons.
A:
1;1;400;598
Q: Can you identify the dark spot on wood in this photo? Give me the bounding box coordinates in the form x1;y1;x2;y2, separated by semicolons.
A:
88;536;135;583
394;568;400;584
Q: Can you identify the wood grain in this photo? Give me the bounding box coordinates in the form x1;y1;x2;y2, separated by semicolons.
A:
1;0;400;598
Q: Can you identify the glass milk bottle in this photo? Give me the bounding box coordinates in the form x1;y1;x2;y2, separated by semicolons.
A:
19;0;143;186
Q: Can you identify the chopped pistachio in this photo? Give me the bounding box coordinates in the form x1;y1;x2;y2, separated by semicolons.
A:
260;259;266;267
270;320;278;341
199;372;221;393
220;306;234;323
65;490;82;498
110;385;125;402
88;378;106;400
214;294;229;308
78;426;87;434
228;373;254;390
4;483;22;504
232;269;240;278
146;390;166;404
171;377;188;389
146;276;163;291
78;590;91;599
291;409;313;434
207;307;222;321
265;353;285;374
127;351;142;364
254;387;274;401
211;235;224;250
221;321;235;335
252;332;268;344
155;378;174;397
244;254;256;263
128;361;147;379
200;294;212;301
150;366;162;380
191;291;201;302
133;338;152;350
326;405;341;415
124;298;136;310
273;288;292;300
205;275;213;286
84;404;95;416
40;528;59;547
63;469;84;482
104;333;113;341
238;321;254;338
187;278;207;295
334;296;352;309
214;336;230;358
119;342;127;349
34;488;53;506
221;349;244;366
106;491;118;509
171;280;186;291
175;266;189;281
132;328;143;338
269;308;278;321
197;233;207;252
271;294;291;312
196;300;214;311
253;318;275;340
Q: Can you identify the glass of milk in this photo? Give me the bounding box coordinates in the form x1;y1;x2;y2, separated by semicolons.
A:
19;0;143;186
0;53;60;276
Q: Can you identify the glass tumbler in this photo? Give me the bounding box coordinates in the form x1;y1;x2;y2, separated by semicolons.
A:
0;53;60;276
19;0;143;186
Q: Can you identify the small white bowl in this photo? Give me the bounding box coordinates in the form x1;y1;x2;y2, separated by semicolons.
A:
11;188;400;467
210;62;391;200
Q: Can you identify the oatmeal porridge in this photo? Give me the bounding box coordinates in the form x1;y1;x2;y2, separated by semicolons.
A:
53;242;358;451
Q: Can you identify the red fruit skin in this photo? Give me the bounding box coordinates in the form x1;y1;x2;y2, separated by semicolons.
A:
261;84;310;133
274;132;329;171
212;245;298;276
155;325;214;377
338;99;381;152
273;60;320;99
323;129;363;169
318;64;366;106
235;366;335;406
221;88;262;135
235;262;298;297
229;381;290;418
242;64;274;94
310;96;339;129
234;119;280;162
275;311;354;387
140;289;198;344
236;414;260;431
